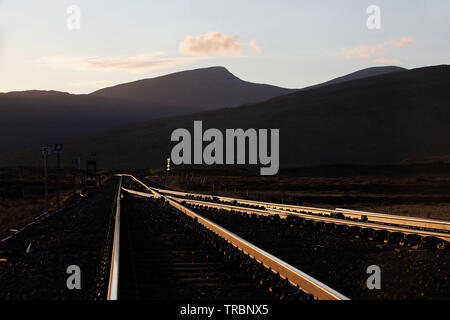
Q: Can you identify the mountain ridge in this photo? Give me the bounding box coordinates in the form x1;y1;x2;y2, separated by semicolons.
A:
302;66;407;91
0;64;418;160
90;66;296;110
0;67;295;155
2;65;448;169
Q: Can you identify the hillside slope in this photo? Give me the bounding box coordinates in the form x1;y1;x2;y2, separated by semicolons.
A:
2;65;448;169
0;91;195;154
91;66;296;109
0;67;295;155
303;66;407;90
0;66;408;156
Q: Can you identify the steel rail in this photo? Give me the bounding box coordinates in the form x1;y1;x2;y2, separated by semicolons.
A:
121;187;158;199
120;175;450;241
107;176;122;300
149;186;450;233
133;188;349;300
119;182;349;300
334;208;450;232
171;196;450;242
152;187;335;214
167;196;275;216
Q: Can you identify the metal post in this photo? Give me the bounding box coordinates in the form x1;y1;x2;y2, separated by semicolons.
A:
54;144;63;209
72;170;76;194
44;152;49;214
164;157;171;185
56;152;60;209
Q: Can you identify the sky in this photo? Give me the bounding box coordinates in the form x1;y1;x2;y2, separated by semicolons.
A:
0;0;449;94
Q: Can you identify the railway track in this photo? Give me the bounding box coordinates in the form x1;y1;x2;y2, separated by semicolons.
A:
120;174;450;242
107;176;349;300
135;181;449;241
0;177;119;300
111;175;450;299
181;201;450;299
168;197;450;243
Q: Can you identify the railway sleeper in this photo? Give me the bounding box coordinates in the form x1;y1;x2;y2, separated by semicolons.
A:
185;203;450;252
359;228;375;240
175;209;315;300
388;232;405;245
185;216;313;300
420;236;447;250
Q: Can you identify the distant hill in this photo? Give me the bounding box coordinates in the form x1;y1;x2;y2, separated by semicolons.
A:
0;91;195;154
0;67;296;155
0;65;408;157
2;65;448;169
303;66;407;90
91;66;296;110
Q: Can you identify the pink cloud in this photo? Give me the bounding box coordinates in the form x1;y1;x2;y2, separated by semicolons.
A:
390;37;414;48
248;40;262;54
179;32;242;56
342;37;415;60
374;58;402;64
342;43;387;60
39;52;201;73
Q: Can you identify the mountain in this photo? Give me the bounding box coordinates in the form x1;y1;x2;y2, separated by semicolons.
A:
0;67;296;155
91;66;296;109
0;91;197;155
2;65;448;169
303;66;407;90
0;65;406;157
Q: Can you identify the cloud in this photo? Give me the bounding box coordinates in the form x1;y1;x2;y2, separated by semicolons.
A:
39;32;251;74
342;43;387;60
179;32;242;56
374;58;402;64
342;37;414;60
390;37;414;48
39;52;201;73
248;40;262;54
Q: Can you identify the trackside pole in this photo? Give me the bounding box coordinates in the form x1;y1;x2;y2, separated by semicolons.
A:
54;144;63;209
164;157;171;185
56;152;60;209
45;154;49;213
42;146;51;213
